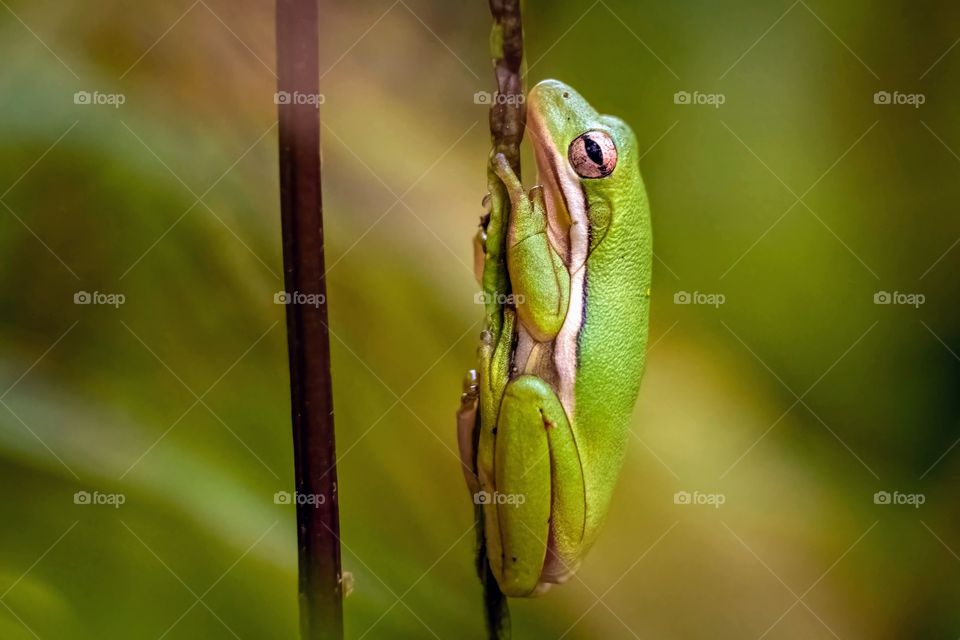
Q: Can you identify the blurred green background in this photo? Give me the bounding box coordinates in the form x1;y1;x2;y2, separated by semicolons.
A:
1;0;959;638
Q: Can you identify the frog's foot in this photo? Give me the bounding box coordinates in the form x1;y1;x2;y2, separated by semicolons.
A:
456;369;481;494
473;195;492;285
472;226;487;285
482;374;586;597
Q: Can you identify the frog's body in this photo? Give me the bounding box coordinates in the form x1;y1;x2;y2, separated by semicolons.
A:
458;79;651;597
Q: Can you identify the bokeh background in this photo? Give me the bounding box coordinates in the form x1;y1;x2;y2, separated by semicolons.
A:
2;0;959;638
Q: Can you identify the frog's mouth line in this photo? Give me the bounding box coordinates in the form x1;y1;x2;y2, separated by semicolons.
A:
526;112;589;275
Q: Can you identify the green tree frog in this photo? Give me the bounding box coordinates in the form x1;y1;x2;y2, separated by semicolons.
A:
458;79;652;598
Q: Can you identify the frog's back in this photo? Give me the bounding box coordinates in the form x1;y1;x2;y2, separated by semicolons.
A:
572;171;651;549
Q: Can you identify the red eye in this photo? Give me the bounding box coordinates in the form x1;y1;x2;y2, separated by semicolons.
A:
568;130;617;178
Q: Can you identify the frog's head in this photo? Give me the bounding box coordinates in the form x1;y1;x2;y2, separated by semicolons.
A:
526;79;640;269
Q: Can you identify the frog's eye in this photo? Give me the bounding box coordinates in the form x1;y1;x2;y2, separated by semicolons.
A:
568;130;617;179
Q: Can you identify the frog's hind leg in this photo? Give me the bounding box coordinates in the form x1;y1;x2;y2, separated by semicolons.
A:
456;369;481;494
488;374;586;597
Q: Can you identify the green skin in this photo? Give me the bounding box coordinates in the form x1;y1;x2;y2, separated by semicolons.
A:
459;79;651;598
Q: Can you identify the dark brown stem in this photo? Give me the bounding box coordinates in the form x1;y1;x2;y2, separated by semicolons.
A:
276;1;343;638
480;4;525;640
489;0;526;175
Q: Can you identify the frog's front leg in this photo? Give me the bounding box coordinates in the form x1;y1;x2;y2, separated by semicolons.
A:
483;374;586;597
492;154;571;343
